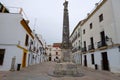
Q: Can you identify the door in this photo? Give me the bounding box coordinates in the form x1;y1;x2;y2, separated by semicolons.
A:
84;55;87;67
49;53;51;61
49;57;51;61
91;54;95;64
101;52;109;71
22;52;27;67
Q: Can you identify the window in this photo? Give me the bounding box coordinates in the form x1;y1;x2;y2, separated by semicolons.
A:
30;40;33;45
79;40;81;49
90;23;93;29
0;49;5;65
90;37;94;49
49;53;51;56
56;52;58;55
83;29;85;34
79;40;80;45
84;41;86;48
25;34;29;46
99;14;103;22
78;28;80;37
76;42;77;45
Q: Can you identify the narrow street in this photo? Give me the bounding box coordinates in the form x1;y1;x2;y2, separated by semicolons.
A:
0;62;120;80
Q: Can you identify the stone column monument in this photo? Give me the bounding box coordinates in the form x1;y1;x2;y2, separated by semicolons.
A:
48;0;84;77
61;0;72;62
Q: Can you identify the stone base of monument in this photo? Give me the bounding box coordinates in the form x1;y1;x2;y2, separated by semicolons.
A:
54;62;78;75
48;49;84;77
48;62;84;77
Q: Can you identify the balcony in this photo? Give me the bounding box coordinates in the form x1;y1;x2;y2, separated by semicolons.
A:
78;33;80;37
72;46;81;53
71;35;78;43
72;47;77;53
81;47;87;52
88;45;94;52
97;41;107;50
78;46;81;50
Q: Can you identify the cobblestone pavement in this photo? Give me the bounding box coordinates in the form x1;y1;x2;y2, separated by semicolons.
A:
0;62;120;80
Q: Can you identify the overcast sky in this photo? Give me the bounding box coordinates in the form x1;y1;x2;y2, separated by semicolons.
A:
0;0;100;45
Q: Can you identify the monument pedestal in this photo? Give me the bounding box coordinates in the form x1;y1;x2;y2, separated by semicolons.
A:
48;49;84;77
62;49;71;62
54;49;79;76
54;62;78;76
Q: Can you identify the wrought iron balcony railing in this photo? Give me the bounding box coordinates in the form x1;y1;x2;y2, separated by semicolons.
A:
88;45;94;50
81;47;87;52
97;41;107;48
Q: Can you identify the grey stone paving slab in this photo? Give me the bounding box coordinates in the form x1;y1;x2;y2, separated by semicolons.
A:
0;62;120;80
26;76;51;80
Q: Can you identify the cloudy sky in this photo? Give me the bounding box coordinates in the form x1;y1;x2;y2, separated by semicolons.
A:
0;0;100;45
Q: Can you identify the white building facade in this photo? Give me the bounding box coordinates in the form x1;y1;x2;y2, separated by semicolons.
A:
70;22;82;64
46;44;62;62
28;33;47;66
0;4;46;71
70;0;120;73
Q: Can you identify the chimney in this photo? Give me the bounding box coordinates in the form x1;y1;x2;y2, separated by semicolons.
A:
25;20;29;24
19;8;23;14
95;3;99;7
87;13;90;16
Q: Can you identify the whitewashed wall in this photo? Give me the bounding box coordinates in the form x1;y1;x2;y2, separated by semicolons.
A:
82;47;120;73
75;0;120;73
81;0;120;50
0;45;23;71
110;0;120;43
0;13;32;71
0;13;26;46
